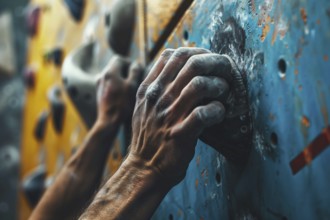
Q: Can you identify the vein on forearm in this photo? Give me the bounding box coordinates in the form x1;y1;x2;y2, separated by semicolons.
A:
80;157;171;220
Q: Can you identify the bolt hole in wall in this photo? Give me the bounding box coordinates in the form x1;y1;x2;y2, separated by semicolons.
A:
215;171;221;185
270;132;278;146
169;213;174;220
278;58;287;78
183;29;189;41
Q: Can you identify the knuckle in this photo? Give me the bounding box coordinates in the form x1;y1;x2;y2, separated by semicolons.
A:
190;76;206;91
145;82;162;102
130;62;143;73
160;48;175;58
187;55;204;71
172;47;191;58
111;55;123;65
136;82;149;99
156;93;173;110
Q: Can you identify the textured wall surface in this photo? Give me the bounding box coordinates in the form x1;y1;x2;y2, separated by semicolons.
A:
20;0;330;219
151;0;330;219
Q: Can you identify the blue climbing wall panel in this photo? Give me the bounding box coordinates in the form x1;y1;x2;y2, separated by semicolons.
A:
151;0;330;219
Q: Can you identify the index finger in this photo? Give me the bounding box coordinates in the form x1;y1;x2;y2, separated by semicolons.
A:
169;54;236;96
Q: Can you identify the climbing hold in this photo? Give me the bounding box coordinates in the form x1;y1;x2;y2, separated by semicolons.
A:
26;5;41;37
199;55;252;165
63;0;85;22
62;42;98;128
44;48;64;67
34;111;48;142
23;67;36;89
22;165;46;208
106;0;136;55
48;86;66;134
200;17;253;165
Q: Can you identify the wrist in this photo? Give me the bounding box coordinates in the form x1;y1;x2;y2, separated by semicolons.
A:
122;154;175;191
93;117;120;135
81;152;172;219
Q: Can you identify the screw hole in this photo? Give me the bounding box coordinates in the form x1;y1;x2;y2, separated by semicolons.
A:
169;214;174;220
215;172;221;184
240;125;248;133
270;132;278;146
183;30;189;41
278;58;287;77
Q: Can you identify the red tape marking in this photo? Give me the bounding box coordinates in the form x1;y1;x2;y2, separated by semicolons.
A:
290;126;330;175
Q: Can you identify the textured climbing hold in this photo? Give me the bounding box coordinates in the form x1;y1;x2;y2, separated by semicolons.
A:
62;42;98;128
106;0;136;56
34;111;48;142
22;165;46;208
26;5;41;37
48;86;66;134
63;0;85;22
200;17;253;165
199;56;252;165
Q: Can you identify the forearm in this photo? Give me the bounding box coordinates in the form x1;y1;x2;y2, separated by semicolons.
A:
80;155;172;220
30;121;119;220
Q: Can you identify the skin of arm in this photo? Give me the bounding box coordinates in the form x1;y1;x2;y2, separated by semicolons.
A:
80;47;234;220
29;56;143;220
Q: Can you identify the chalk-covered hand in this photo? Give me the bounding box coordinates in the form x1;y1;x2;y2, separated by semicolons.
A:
126;47;232;187
96;56;143;128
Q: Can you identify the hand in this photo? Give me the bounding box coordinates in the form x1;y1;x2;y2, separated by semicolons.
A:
96;56;143;128
126;47;233;187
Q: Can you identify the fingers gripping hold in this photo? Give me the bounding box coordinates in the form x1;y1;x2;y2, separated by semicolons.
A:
169;76;229;117
157;47;211;84
143;49;175;85
195;101;225;126
188;76;228;99
172;101;226;137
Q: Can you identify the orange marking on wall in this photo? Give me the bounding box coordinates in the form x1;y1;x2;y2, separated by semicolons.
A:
300;8;308;25
290;126;330;175
250;0;256;13
301;116;310;128
195;178;199;188
261;23;270;42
